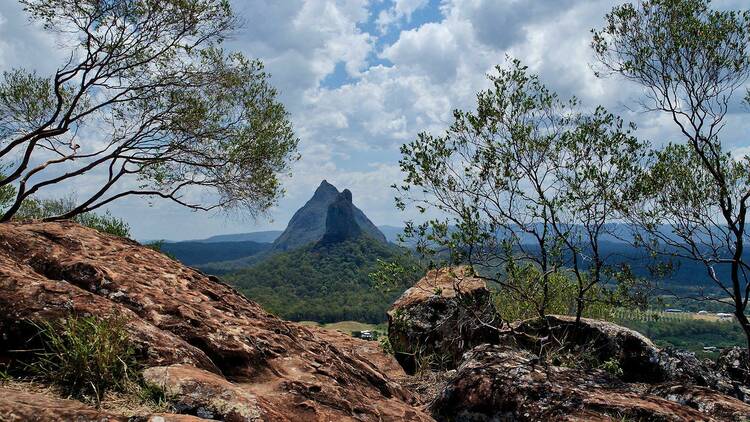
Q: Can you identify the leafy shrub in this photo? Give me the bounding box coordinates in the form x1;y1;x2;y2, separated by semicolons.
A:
379;336;394;355
492;263;615;322
11;195;130;238
29;314;136;404
599;357;624;377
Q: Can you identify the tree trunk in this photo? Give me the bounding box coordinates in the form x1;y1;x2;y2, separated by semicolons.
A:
575;295;584;325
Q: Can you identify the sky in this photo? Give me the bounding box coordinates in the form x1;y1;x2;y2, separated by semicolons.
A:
1;0;749;241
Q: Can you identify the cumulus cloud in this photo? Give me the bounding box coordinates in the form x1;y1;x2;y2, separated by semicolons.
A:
376;0;429;33
2;0;749;240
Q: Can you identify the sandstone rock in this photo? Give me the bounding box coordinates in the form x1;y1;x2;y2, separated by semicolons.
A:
648;383;750;421
0;221;432;422
714;346;750;403
717;347;750;384
513;315;662;382
0;387;126;422
387;267;501;373
311;327;407;381
143;365;264;421
430;344;749;422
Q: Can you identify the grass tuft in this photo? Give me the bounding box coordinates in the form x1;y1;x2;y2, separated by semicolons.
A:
28;313;136;405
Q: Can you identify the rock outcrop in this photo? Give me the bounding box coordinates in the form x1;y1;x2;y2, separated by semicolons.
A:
0;221;431;421
0;386;203;421
386;267;750;420
272;180;387;250
512;315;663;382
387;267;501;373
317;190;362;245
430;344;750;422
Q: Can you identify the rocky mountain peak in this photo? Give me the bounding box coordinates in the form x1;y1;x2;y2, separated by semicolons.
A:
313;179;339;198
272;180;386;251
318;190;362;245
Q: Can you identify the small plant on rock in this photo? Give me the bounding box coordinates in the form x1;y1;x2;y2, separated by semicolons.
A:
29;313;136;405
599;357;624;378
379;336;394;355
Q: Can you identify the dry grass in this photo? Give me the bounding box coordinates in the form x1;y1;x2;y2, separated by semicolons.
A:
1;376;171;417
396;370;453;405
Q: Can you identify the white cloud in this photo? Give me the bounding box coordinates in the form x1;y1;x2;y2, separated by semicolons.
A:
376;0;429;32
3;0;750;240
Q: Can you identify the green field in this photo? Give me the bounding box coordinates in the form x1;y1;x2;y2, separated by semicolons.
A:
298;320;386;335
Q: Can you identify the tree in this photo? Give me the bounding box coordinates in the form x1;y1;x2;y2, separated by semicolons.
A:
592;0;750;354
553;107;649;322
0;0;298;222
396;60;647;323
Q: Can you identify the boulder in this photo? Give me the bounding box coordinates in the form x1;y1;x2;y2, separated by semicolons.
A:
715;347;750;403
648;383;750;421
387;267;501;373
717;347;750;384
513;315;663;382
0;385;209;421
0;221;432;421
430;344;750;422
142;365;264;421
0;387;126;422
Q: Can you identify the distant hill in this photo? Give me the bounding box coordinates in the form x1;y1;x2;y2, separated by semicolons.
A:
158;240;271;266
272;180;387;251
224;235;419;323
195;230;282;243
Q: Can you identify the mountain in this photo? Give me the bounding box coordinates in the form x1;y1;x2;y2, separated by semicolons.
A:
272;180;387;250
157;240;272;266
225;236;419;323
378;225;406;243
195;230;282;243
223;181;419;323
318;189;362;245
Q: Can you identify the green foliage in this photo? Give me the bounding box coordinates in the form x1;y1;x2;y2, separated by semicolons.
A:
371;256;424;293
29;314;136;405
12;196;130;238
0;0;298;222
158;240;271;266
492;263;615;322
0;366;10;383
137;382;172;410
599;357;624;377
396;59;647;321
379;336;394;355
593;0;750;353
225;236;421;323
143;240;177;260
612;311;746;355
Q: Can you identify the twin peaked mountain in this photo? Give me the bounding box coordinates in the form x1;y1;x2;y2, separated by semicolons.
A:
223;180;414;323
273;180;387;250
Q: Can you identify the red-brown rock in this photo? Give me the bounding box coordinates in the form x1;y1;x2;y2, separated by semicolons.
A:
0;221;432;422
0;387;127;422
430;344;750;422
387;267;501;373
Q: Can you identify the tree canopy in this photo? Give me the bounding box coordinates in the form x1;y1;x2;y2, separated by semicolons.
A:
593;0;750;353
0;0;298;222
396;59;650;323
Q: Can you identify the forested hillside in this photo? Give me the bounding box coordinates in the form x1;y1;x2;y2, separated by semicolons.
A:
224;235;419;323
